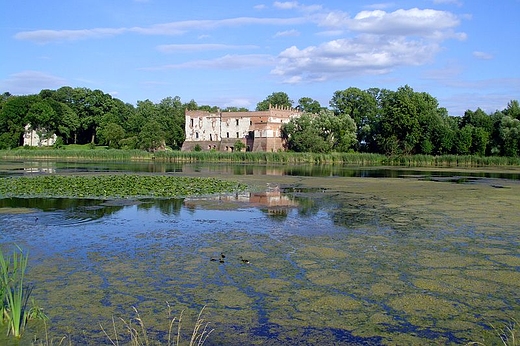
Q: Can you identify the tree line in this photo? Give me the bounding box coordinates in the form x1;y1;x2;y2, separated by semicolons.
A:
1;86;519;157
264;87;520;157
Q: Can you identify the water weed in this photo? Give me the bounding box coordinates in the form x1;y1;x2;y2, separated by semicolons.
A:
0;175;246;199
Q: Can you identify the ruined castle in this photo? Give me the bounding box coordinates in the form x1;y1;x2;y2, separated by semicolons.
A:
181;105;302;152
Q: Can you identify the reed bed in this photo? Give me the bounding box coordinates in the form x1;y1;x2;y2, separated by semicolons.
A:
1;149;519;167
0;149;152;161
0;246;47;338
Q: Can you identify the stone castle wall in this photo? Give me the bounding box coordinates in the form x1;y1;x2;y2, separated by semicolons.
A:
181;105;301;152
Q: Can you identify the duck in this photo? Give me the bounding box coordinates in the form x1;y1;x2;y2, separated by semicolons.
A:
239;256;250;264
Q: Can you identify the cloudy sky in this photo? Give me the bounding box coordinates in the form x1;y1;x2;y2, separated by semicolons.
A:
1;0;519;115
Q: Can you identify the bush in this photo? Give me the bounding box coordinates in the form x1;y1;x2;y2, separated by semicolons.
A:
234;140;246;152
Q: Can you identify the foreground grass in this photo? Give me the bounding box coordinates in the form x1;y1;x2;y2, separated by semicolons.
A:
2;148;520;167
0;247;47;338
0;175;246;199
100;305;213;346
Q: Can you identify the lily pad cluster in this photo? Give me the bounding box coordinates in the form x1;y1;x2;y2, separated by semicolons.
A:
0;175;246;199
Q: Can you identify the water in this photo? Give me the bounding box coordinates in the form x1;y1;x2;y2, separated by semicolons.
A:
0;160;519;345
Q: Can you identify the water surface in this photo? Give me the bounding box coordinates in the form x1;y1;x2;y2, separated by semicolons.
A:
0;160;519;345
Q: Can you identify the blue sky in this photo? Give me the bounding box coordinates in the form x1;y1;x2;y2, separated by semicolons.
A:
1;0;519;116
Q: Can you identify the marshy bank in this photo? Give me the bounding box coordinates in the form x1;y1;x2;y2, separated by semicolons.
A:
3;148;520;167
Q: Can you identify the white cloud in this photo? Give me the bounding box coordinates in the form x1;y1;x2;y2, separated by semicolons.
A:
364;3;396;10
347;8;461;38
156;44;259;53
142;54;275;71
274;29;300;38
14;28;128;44
271;34;440;83
15;17;307;43
274;1;299;10
0;71;66;94
433;0;463;6
473;51;494;60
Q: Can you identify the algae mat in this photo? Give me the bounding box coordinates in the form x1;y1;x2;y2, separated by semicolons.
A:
0;173;519;345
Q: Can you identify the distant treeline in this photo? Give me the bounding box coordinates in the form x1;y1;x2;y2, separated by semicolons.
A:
0;86;519;157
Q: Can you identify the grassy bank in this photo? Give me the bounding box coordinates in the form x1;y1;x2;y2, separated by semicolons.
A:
1;148;520;167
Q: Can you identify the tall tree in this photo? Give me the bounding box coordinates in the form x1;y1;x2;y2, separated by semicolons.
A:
0;95;39;148
256;92;293;111
377;85;422;155
297;97;322;114
503;100;520;120
499;116;520;156
282;110;356;153
157;96;185;149
330;87;378;151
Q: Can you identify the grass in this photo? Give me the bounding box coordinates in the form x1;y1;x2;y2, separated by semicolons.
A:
101;304;213;346
467;317;518;346
0;246;47;338
2;148;520;167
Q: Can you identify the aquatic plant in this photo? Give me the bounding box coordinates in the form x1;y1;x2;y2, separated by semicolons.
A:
2;148;520;166
101;304;213;346
0;175;246;199
0;246;47;338
467;317;518;346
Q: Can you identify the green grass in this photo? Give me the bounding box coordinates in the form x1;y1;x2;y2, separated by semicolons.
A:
2;148;520;166
0;246;47;338
101;304;213;346
467;317;518;346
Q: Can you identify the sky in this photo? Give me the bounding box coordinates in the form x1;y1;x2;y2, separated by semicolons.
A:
1;0;519;116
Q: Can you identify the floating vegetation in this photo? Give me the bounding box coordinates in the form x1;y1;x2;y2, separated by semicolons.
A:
0;174;247;199
1;169;519;344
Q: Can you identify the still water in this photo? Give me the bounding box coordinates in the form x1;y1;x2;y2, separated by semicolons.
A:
0;160;519;345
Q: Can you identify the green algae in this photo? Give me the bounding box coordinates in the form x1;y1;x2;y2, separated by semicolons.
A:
3;170;520;345
0;207;38;214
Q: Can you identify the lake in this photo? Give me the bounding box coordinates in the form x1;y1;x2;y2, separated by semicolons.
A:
0;160;519;345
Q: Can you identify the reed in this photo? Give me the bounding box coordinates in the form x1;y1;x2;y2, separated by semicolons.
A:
467;317;518;346
1;148;520;167
0;246;47;338
101;304;213;346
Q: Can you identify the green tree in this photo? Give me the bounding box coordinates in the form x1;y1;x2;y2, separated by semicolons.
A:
98;122;125;149
282;110;356;153
138;119;165;152
330;87;378;146
156;96;185;150
499;116;520;156
471;127;489;156
297;97;322;114
26;100;56;130
0;95;39;148
233;140;246;151
503;100;520;120
282;113;330;152
222;106;249;112
256;92;293;111
377;85;422;155
454;125;473;155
